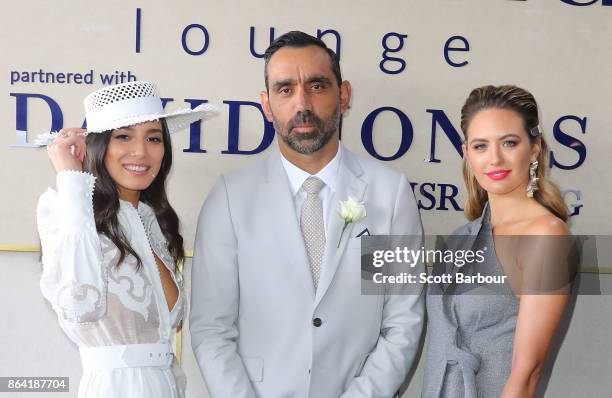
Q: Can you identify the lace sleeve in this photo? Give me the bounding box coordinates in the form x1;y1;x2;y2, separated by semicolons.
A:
37;171;107;323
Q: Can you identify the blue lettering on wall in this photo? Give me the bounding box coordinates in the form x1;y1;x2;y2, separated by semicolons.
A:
550;115;587;170
249;28;340;59
181;24;210;56
135;8;142;53
437;183;463;211
379;32;408;74
160;97;174;108
409;182;464;211
8;94;592;174
317;29;341;59
180;99;210;153
222;101;275;155
444;35;470;67
426;109;463;163
10;93;63;147
414;182;436;210
361;106;413;161
249;26;276;58
560;0;598;5
561;0;612;5
99;71;137;85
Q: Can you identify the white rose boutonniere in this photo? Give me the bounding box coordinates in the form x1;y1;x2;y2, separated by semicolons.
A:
338;196;366;248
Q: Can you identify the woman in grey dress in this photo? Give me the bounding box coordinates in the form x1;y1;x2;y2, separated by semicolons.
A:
423;85;572;397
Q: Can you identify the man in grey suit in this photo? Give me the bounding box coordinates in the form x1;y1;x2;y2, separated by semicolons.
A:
190;31;425;397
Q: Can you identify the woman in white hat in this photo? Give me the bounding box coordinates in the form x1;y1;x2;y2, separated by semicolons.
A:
37;81;216;398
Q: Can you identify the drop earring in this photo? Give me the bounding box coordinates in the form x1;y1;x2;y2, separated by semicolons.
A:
526;160;539;197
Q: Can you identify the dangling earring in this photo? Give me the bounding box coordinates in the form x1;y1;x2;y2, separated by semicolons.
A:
526;160;539;197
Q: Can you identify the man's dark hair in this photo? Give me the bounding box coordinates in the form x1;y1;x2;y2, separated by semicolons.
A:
264;31;342;91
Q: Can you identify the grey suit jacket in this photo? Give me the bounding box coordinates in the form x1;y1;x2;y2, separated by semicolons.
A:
190;144;425;398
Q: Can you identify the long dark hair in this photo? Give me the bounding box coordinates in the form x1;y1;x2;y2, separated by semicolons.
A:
83;118;184;268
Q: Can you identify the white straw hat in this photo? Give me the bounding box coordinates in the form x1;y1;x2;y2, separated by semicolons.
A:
83;80;217;133
34;80;217;145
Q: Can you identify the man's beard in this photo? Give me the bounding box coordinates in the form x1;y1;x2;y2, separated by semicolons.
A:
273;105;341;155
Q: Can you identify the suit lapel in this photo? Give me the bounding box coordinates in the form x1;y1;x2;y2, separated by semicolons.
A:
264;149;316;300
315;149;367;307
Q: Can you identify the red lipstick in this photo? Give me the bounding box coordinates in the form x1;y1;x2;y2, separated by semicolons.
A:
485;169;511;180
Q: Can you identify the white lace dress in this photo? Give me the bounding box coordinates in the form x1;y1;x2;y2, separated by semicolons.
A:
37;171;186;398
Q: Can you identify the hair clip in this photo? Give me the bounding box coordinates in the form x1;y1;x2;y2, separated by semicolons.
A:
530;126;542;137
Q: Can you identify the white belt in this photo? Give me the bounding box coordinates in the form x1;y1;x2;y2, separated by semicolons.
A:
79;343;174;371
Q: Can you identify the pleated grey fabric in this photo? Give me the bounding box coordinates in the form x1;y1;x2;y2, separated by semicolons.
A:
422;204;519;398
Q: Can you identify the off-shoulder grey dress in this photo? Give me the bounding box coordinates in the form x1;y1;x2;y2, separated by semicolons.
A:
422;205;519;398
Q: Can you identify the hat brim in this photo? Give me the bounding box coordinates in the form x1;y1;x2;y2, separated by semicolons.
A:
85;103;219;134
32;103;219;146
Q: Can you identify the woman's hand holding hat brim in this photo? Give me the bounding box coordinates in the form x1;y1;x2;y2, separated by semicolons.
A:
46;128;87;173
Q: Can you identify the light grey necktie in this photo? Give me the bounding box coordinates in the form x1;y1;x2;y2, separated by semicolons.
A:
300;176;326;289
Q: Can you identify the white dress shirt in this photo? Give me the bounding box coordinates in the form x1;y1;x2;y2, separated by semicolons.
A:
280;144;342;236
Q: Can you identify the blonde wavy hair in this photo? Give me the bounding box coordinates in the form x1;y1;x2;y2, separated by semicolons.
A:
460;85;568;222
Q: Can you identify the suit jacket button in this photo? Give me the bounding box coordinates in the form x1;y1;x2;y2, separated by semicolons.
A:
312;318;322;327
